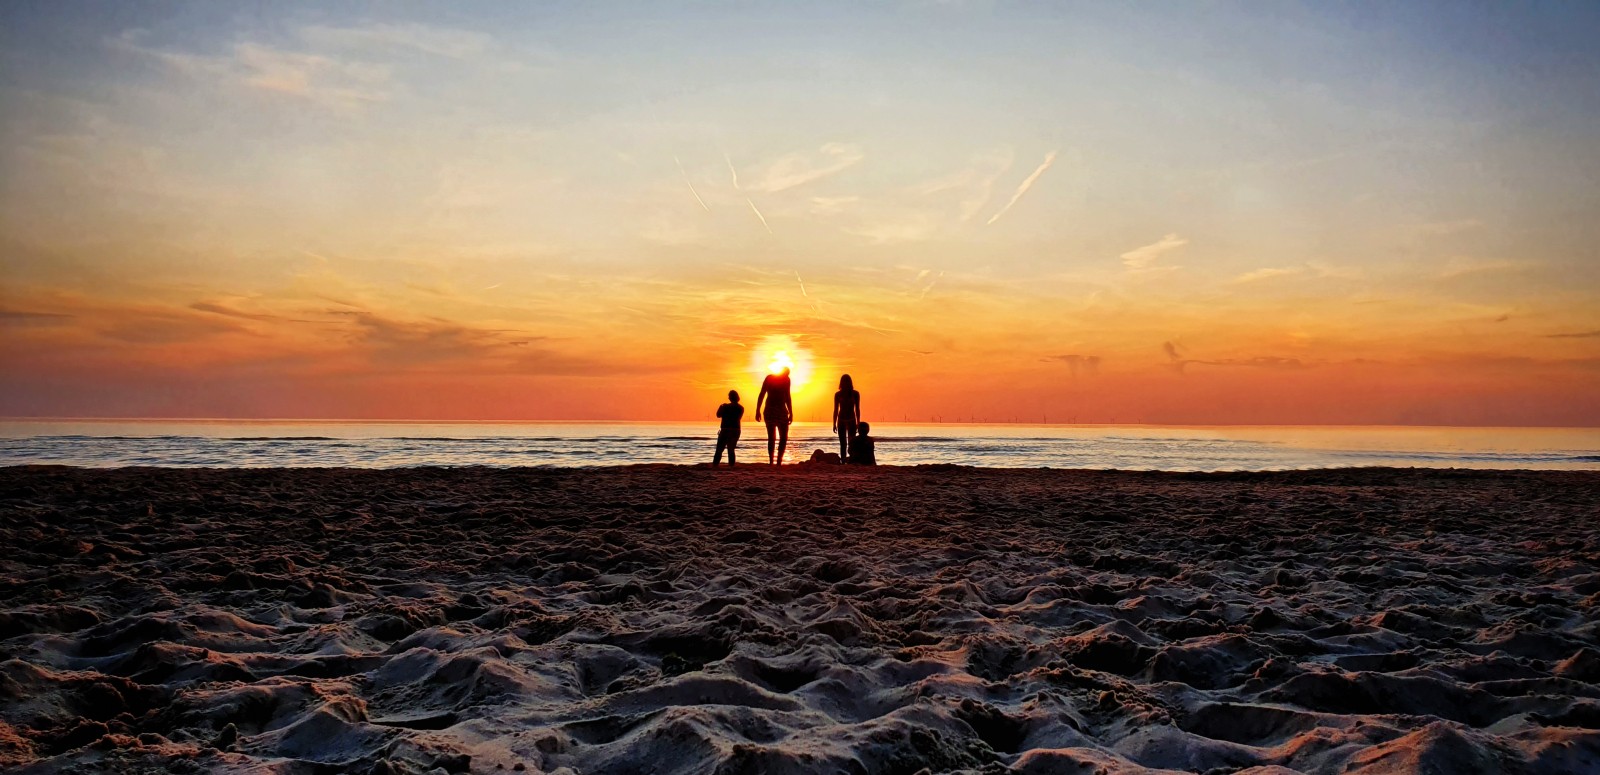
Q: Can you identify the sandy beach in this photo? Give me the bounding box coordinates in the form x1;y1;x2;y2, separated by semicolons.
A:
3;464;1599;774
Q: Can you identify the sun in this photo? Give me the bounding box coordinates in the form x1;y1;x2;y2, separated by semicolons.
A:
749;335;812;394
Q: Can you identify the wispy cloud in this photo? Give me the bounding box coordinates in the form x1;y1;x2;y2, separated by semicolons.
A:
1416;218;1483;237
986;150;1056;225
1439;257;1536;279
747;143;864;193
1189;356;1306;370
916;148;1015;222
1546;330;1600;339
298;22;493;59
1232;267;1300;284
1164;344;1308;374
846;213;940;244
341;311;503;366
4;293;262;346
327;308;656;376
98;308;251;345
1121;234;1188;272
1162;339;1308;374
111;30;391;112
960;150;1015;222
234;42;390;107
190;301;298;323
809;195;859;215
0;308;74;326
1305;261;1364;280
1043;353;1101;376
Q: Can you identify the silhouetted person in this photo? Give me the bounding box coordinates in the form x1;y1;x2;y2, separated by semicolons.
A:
713;389;744;466
832;374;861;462
755;367;793;464
849;421;876;466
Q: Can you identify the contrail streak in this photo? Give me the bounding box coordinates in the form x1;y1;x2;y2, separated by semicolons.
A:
796;271;817;311
747;198;772;233
919;271;944;299
726;153;741;190
675;156;710;212
987;150;1058;225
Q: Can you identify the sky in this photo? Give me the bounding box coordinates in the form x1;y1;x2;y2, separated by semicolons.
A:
1;1;1598;425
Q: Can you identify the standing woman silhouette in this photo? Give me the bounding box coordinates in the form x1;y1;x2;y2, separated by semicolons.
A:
833;374;861;462
756;367;793;465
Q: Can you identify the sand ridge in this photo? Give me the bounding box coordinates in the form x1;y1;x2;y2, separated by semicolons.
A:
2;465;1598;773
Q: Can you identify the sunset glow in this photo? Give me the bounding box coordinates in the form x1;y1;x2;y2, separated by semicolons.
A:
749;336;813;407
0;3;1596;425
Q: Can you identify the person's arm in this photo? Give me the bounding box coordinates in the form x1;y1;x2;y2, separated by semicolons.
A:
784;393;794;424
854;393;862;426
832;394;839;432
755;383;768;422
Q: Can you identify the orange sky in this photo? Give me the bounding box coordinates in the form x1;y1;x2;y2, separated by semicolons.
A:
1;4;1598;425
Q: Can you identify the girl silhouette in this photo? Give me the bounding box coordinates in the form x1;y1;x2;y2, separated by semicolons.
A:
756;367;793;464
832;374;861;462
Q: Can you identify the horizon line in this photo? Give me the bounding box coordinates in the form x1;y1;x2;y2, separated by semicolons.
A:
1;416;1597;431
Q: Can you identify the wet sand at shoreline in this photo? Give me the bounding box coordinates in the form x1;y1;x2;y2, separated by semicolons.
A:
3;465;1599;773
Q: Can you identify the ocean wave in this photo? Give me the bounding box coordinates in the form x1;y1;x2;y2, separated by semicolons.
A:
3;429;1598;471
1331;449;1600;463
224;436;341;441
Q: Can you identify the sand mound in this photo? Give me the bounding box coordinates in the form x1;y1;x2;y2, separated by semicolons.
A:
3;465;1599;773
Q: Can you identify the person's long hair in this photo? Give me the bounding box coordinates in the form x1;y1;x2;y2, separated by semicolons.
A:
839;374;853;392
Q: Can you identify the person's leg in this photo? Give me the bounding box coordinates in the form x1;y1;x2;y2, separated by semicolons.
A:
714;434;727;466
838;427;848;460
766;423;777;464
728;433;738;466
776;423;789;465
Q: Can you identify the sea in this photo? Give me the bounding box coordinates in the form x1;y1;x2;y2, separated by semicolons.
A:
0;420;1597;471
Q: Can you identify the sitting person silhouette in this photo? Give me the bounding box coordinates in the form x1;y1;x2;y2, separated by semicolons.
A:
833;374;861;463
849;421;876;466
713;390;743;466
755;367;793;465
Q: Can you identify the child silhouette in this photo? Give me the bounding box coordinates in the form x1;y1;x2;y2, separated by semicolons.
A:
713;390;744;466
849;421;876;466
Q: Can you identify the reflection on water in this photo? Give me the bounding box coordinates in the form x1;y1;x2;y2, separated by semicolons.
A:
1;420;1596;471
